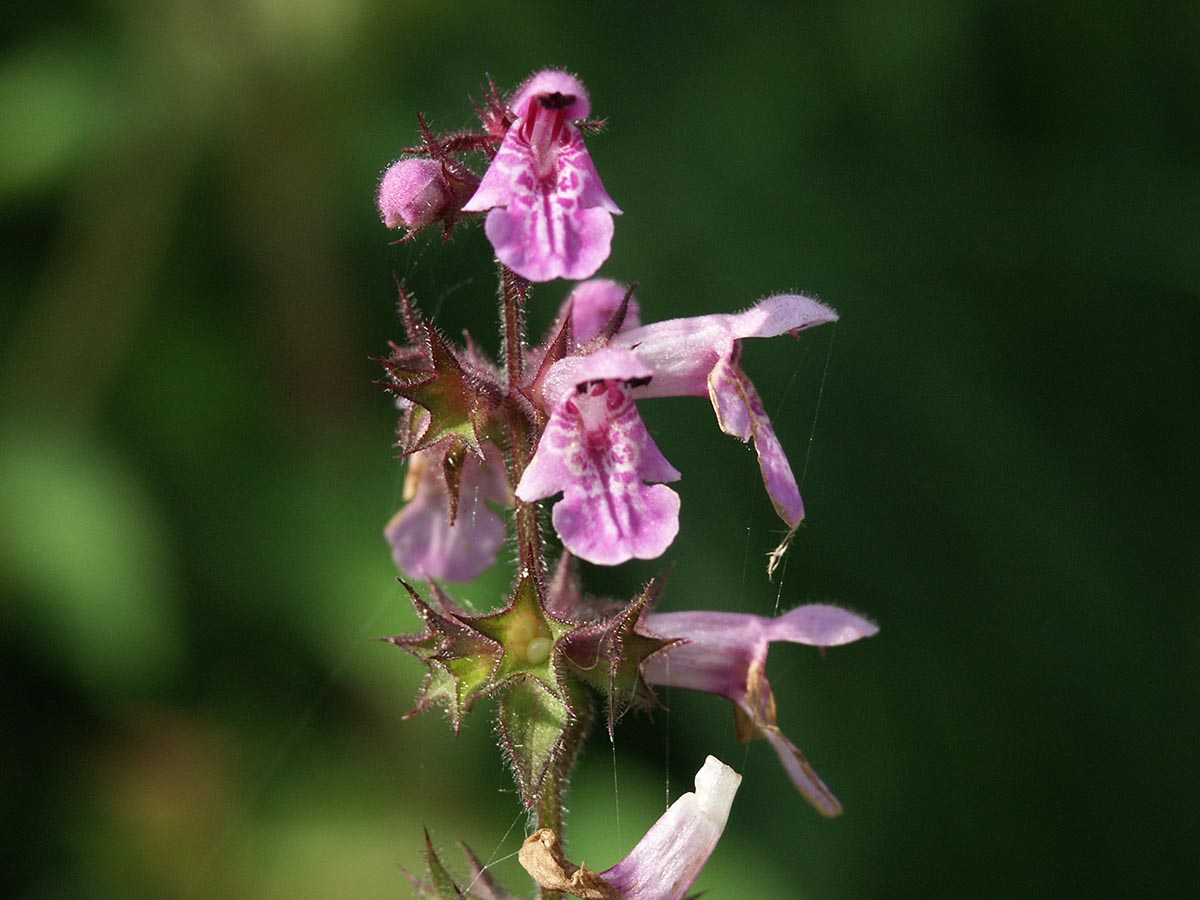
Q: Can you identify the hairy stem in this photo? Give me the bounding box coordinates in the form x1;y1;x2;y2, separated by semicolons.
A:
500;266;546;586
535;698;593;900
499;265;587;900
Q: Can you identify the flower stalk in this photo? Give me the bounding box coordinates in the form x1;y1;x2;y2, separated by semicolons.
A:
375;68;877;900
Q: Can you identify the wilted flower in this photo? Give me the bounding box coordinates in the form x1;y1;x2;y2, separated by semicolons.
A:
462;70;621;282
642;604;877;816
519;755;741;900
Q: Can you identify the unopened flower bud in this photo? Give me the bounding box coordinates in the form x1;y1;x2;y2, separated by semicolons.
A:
377;158;456;231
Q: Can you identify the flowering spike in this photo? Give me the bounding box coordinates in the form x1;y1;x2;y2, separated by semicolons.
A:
373;68;877;886
462;70;621;282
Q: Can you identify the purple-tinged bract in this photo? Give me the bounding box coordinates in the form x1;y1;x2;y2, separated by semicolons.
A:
566;278;641;345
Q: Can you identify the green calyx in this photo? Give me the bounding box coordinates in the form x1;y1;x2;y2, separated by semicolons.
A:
385;576;588;808
471;575;575;691
385;585;502;734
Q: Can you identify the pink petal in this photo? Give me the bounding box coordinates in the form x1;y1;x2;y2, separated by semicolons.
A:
463;124;619;282
483;203;614;282
600;756;741;900
516;380;680;566
708;358;803;526
540;347;652;410
769;603;879;647
727;293;839;341
613;293;838;400
644;607;878;692
552;483;680;566
641;611;766;699
611;316;727;399
642;606;876;815
510;70;592;120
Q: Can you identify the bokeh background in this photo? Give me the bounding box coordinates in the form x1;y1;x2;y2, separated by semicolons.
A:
2;1;1197;898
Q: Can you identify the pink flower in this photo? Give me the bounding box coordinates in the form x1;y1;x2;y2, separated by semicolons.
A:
519;756;741;900
642;604;878;816
384;445;508;582
521;293;837;565
462;70;621;282
516;349;680;566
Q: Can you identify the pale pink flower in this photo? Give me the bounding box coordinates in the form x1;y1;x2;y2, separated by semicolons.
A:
612;293;837;529
384;445;508;581
520;756;741;900
600;755;740;900
642;604;877;816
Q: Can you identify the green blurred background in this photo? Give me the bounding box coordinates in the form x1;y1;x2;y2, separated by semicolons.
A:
2;1;1197;897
